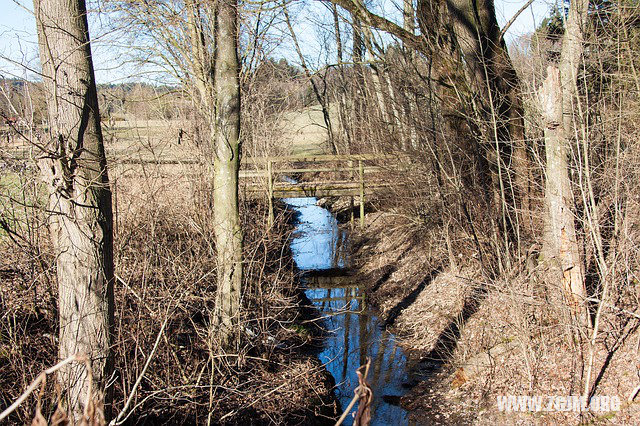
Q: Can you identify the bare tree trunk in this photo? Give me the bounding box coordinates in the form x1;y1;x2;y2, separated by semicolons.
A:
361;28;390;132
332;4;352;152
330;0;531;213
186;0;214;107
352;16;366;148
384;70;403;142
403;0;415;38
422;0;532;237
34;0;114;419
401;0;415;150
539;0;589;321
213;0;243;347
540;67;585;309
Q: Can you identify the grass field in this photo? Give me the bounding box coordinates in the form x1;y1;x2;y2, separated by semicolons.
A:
0;170;46;239
2;103;335;165
0;103;336;239
279;104;337;156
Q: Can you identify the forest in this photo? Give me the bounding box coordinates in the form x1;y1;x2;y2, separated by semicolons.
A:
1;0;640;424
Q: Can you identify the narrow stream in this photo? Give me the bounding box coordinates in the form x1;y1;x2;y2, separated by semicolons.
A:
284;197;409;425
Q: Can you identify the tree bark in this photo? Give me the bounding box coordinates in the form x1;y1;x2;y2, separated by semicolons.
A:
540;67;587;319
213;0;243;347
403;0;415;38
539;0;589;319
444;0;531;234
34;0;114;419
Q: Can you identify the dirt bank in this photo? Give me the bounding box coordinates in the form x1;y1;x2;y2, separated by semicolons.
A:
351;211;640;425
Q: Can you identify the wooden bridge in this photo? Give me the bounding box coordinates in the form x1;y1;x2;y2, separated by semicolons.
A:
4;144;396;228
240;153;394;227
94;152;398;228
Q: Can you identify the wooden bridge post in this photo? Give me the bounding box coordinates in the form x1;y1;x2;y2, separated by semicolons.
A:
267;160;274;227
348;160;355;229
359;159;365;228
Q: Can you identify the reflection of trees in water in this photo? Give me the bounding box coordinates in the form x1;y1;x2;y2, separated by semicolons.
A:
372;331;389;389
359;298;368;366
309;280;409;423
331;227;349;269
292;197;408;423
383;337;398;385
342;289;352;380
321;287;330;313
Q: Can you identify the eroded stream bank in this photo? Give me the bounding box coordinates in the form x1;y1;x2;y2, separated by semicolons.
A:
285;197;416;425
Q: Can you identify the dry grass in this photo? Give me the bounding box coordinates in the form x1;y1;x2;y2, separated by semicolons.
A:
394;272;473;353
0;117;339;424
0;170;337;424
353;206;640;424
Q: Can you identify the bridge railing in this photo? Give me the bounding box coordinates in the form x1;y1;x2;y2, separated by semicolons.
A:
243;153;395;228
104;152;399;227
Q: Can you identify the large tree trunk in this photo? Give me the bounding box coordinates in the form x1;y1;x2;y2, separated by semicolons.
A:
34;0;114;419
539;0;589;320
330;0;532;210
213;0;243;347
539;67;586;312
444;0;532;237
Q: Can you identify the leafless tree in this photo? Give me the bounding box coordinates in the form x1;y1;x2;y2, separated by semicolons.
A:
211;0;243;347
537;0;589;325
33;0;115;419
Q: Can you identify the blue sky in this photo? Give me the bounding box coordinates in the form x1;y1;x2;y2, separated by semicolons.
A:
0;0;554;83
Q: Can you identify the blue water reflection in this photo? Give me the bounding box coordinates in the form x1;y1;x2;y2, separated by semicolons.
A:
284;197;347;270
285;197;408;426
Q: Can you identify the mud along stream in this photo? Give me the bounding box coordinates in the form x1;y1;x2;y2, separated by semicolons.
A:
284;197;411;425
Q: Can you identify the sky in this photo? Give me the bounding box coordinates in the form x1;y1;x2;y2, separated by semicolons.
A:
0;0;555;84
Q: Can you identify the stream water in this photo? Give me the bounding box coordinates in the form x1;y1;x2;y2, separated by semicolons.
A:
284;197;409;425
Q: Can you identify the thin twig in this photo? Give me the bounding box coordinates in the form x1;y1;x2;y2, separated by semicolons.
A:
110;314;170;425
0;354;88;421
335;358;371;426
499;0;536;41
